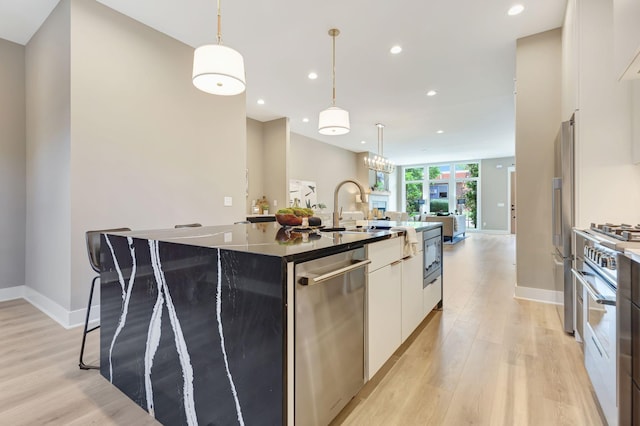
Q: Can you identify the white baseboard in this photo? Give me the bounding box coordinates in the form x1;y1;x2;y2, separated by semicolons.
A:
21;287;98;330
0;285;26;301
514;284;563;305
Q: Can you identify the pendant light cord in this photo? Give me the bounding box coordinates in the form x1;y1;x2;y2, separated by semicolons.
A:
332;32;336;106
328;29;340;107
377;123;384;157
217;0;223;44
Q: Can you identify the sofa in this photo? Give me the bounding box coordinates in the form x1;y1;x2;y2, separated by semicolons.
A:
415;214;466;241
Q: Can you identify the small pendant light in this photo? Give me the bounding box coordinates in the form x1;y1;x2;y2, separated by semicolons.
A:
318;29;350;135
192;0;246;96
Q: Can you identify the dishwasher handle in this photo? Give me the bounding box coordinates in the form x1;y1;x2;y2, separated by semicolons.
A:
571;268;616;306
298;259;371;286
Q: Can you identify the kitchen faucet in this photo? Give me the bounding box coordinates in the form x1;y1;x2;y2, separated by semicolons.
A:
333;179;368;228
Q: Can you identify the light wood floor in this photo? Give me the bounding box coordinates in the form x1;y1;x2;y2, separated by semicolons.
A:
335;233;606;426
0;234;605;425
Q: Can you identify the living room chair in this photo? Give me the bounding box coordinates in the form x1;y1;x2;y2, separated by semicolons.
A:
79;227;131;370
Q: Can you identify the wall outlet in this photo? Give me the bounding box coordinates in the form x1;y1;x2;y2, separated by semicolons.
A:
273;200;277;207
224;196;232;206
497;202;505;207
224;232;232;242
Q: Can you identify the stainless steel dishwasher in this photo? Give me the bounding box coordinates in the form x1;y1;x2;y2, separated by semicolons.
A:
295;247;370;426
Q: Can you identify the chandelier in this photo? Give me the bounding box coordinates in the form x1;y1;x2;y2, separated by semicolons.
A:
364;123;395;174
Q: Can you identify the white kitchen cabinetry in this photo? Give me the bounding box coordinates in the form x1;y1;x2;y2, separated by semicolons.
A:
366;237;402;379
401;254;424;342
614;0;640;80
424;276;442;315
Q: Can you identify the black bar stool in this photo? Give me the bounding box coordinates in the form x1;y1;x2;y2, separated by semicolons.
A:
79;227;130;370
174;223;202;228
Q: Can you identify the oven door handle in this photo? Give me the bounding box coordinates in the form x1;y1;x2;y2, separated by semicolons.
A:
571;268;616;306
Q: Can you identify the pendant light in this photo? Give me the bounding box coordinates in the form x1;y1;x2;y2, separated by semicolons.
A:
364;123;395;174
318;29;350;135
192;0;246;96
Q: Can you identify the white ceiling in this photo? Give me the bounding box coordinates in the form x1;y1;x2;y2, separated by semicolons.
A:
0;0;566;165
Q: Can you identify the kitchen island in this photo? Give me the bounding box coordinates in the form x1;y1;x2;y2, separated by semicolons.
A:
99;220;441;425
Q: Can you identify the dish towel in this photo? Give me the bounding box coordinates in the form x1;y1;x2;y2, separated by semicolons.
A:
390;226;418;257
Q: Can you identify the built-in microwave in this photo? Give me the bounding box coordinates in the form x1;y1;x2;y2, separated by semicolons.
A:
423;228;442;286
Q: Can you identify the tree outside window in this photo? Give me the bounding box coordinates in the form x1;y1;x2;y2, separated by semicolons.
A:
404;168;424;215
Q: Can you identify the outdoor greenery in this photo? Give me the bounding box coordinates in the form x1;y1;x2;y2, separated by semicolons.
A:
430;199;449;212
404;168;424;215
405;166;443;215
463;163;479;226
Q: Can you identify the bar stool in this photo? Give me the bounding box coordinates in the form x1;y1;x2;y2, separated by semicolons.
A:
174;223;202;228
79;227;130;370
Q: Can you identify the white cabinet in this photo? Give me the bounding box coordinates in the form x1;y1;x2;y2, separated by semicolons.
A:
614;0;640;80
424;276;442;316
401;254;424;342
366;237;402;379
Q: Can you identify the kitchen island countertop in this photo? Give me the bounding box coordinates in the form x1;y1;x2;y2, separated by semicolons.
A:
106;220;442;263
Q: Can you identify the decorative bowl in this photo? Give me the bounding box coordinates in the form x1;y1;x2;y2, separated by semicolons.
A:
275;213;303;227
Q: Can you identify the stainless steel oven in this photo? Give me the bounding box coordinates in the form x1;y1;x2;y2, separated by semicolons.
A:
423;227;442;286
573;230;618;426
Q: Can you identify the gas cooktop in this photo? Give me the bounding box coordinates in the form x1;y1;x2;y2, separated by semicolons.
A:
590;223;640;242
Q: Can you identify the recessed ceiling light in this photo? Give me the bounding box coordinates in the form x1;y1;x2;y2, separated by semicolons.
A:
302;118;309;123
257;99;265;105
308;72;318;80
361;140;366;144
508;4;524;15
426;90;437;97
390;45;402;54
436;130;444;134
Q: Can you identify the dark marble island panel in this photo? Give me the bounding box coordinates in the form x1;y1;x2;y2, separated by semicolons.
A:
98;221;442;425
100;235;284;425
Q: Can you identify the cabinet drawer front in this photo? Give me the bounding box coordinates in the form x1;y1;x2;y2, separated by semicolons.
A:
367;237;402;272
424;276;442;314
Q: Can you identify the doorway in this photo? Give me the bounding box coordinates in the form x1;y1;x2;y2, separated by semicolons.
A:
508;167;516;234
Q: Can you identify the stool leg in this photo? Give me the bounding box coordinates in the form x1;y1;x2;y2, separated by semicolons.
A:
79;275;100;370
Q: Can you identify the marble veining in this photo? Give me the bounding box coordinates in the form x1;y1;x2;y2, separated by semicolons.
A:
216;248;245;425
148;239;197;425
101;236;284;425
105;235;137;382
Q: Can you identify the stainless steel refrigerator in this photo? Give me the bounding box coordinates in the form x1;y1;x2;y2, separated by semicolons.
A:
552;115;575;334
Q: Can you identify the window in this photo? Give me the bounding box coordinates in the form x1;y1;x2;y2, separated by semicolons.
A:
404;167;424;215
402;161;480;228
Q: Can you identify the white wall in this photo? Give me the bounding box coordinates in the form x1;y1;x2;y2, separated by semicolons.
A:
25;0;71;310
290;132;360;214
247;118;264;212
262;118;289;211
67;0;247;312
20;0;247;324
570;0;640;227
0;38;26;292
515;28;562;293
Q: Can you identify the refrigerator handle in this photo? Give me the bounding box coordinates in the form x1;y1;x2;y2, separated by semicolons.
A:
552;177;562;247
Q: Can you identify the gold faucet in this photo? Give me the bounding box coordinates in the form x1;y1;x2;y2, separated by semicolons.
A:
333;179;368;228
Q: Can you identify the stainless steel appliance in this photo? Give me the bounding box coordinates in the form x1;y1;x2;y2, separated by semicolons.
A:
552;115;575;334
423;227;442;286
573;224;640;426
295;248;370;426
